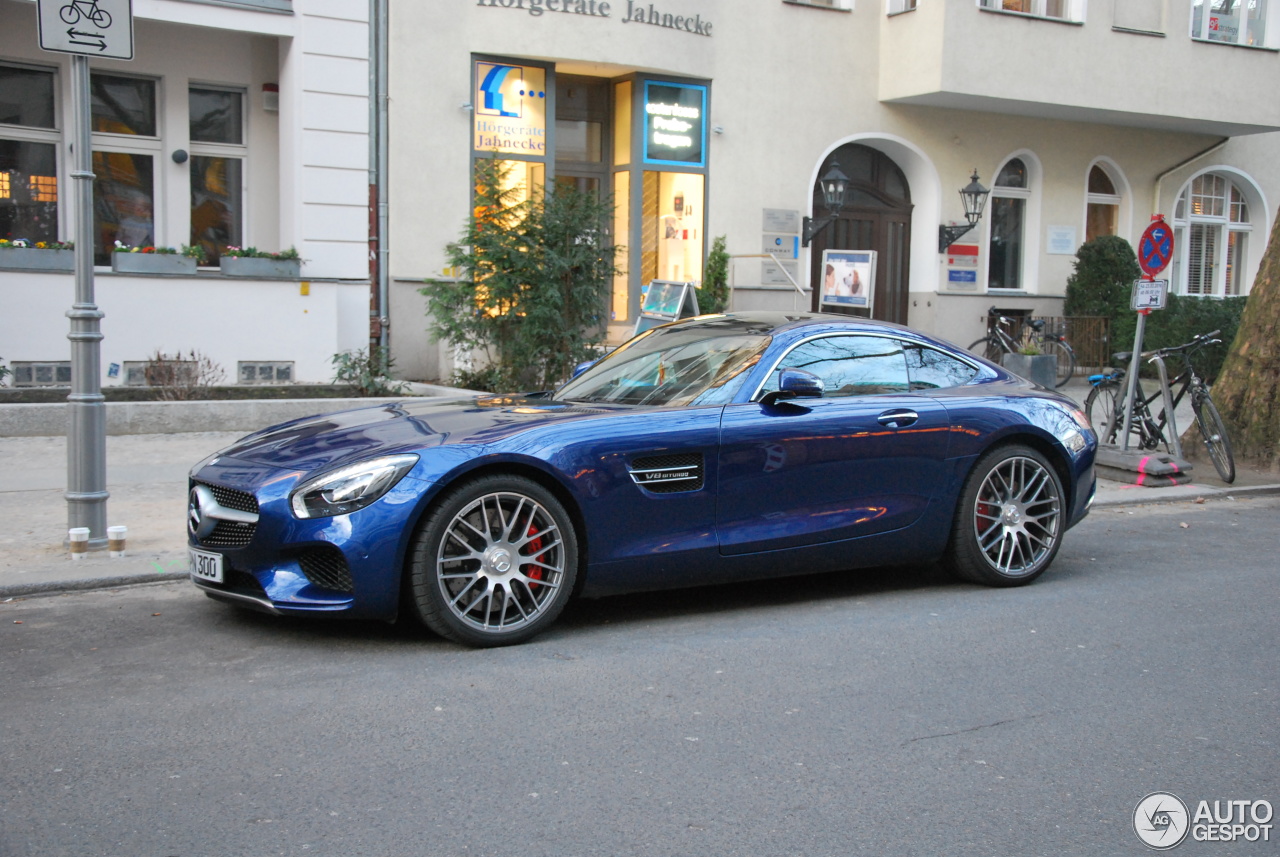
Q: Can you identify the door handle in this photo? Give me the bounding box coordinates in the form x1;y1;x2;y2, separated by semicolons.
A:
877;408;919;428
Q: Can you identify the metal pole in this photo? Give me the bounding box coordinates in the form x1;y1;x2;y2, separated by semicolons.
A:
66;54;108;548
1120;309;1147;453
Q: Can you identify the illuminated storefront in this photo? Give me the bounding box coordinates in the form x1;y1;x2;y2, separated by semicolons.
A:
469;57;708;325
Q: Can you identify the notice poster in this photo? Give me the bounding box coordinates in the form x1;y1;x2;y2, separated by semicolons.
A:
819;250;875;312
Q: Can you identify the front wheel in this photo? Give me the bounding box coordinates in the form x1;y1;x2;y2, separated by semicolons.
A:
409;475;579;647
1084;382;1122;444
946;445;1064;586
1191;392;1235;484
968;336;1004;364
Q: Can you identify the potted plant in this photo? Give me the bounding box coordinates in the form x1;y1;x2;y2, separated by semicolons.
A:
1002;344;1057;388
111;241;206;275
0;239;75;273
219;246;302;278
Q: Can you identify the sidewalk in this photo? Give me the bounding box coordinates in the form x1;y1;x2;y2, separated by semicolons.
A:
2;389;1278;600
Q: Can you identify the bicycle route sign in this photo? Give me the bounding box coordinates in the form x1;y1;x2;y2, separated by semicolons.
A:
1138;216;1174;277
37;0;134;60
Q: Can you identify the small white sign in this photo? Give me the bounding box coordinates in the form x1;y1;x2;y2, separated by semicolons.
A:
1131;278;1168;311
1047;225;1077;255
37;0;134;60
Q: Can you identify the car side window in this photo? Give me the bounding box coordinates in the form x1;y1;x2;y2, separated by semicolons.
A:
905;345;979;390
760;335;910;398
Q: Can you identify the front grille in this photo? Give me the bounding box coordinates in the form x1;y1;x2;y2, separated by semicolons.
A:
297;546;354;593
629;453;704;494
191;480;259;548
203;520;256;548
203;482;259;514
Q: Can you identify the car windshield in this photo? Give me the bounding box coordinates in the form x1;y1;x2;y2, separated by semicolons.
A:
556;318;772;407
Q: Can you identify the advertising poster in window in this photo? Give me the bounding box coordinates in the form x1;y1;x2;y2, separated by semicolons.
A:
473;61;548;157
643;82;706;167
820;250;875;312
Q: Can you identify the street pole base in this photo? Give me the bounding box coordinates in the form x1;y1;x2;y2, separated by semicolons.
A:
1095;445;1194;487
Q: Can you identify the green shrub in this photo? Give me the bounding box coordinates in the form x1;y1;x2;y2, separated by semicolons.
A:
700;235;730;314
1063;235;1140;319
422;157;621;392
332;346;407;396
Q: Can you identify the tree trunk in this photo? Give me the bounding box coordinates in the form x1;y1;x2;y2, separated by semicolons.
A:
1184;207;1280;472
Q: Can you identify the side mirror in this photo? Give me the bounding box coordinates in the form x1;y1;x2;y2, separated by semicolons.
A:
570;359;597;379
760;368;825;406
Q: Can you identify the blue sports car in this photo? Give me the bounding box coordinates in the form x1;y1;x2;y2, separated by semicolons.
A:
187;312;1096;646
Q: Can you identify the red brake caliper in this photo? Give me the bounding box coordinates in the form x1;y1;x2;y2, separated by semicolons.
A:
526;524;545;589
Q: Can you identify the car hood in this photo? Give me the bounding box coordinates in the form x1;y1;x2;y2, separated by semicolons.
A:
211;395;628;473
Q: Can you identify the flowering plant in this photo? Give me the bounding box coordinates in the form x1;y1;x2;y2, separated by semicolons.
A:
114;241;207;263
1;238;74;250
222;246;301;261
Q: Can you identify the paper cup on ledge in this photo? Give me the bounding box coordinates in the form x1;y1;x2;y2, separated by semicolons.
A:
69;527;91;559
108;526;127;557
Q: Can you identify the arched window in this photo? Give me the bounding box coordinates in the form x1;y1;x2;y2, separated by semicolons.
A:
1172;173;1255;297
988;158;1029;290
1086;164;1121;242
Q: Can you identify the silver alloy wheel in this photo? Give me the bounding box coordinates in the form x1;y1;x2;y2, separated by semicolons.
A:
971;455;1061;577
435;490;566;633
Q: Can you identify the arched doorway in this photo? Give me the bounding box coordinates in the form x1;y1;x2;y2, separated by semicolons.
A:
808;144;913;324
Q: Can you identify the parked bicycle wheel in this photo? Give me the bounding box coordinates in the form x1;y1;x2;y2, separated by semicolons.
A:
1041;338;1076;388
968;336;1004;364
1191;391;1236;483
1083;382;1122;443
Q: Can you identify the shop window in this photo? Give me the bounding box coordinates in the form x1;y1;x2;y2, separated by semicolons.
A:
1172;173;1255;297
987;158;1030;290
888;0;917;13
1;63;60;244
641;171;704;284
190;87;247;265
1085;163;1121;242
91;74;160;265
1191;0;1270;47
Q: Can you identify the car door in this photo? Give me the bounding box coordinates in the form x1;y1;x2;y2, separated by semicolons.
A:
716;334;951;556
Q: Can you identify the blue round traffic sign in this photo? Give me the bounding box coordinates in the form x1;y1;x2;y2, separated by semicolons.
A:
1139;217;1174;277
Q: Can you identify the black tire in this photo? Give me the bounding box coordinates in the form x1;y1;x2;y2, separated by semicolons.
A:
968;336;1004;364
946;444;1065;587
1191;391;1236;484
1083;382;1122;444
409;474;579;647
1041;338;1076;388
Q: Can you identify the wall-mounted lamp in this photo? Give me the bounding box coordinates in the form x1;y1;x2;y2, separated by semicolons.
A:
938;169;990;252
801;161;850;247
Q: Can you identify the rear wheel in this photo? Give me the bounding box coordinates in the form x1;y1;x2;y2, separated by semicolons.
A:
968;336;1004;364
1041;338;1076;388
1191;391;1236;484
409;475;578;647
946;445;1064;586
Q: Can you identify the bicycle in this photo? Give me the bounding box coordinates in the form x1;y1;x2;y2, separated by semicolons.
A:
968;307;1076;388
1083;329;1235;483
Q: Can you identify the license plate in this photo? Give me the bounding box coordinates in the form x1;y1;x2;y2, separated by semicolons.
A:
189;548;224;584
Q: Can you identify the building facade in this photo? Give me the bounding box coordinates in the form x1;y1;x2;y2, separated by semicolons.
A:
388;0;1280;382
3;0;1277;388
1;0;371;388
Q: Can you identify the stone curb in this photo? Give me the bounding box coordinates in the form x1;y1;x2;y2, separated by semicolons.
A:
1089;482;1280;508
1;571;190;599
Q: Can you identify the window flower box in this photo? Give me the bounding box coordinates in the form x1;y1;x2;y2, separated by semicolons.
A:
0;245;74;273
220;256;302;278
219;248;302;279
112;251;198;275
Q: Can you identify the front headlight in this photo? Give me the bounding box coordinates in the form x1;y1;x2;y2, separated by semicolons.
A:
290;454;419;519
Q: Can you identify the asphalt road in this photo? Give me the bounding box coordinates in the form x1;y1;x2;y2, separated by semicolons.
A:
3;497;1277;857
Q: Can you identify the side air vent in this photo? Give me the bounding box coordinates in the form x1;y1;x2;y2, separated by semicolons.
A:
628;453;704;494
